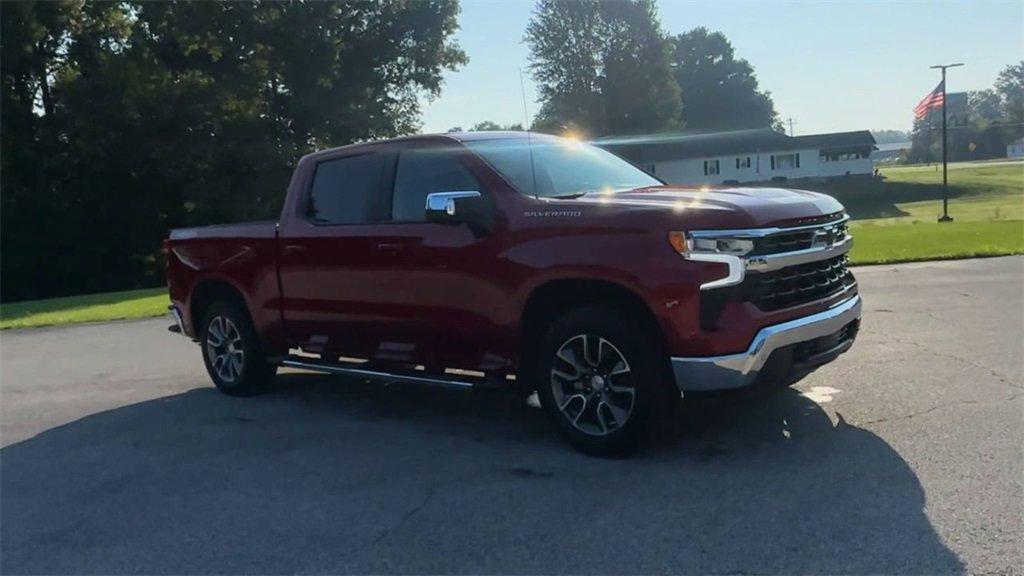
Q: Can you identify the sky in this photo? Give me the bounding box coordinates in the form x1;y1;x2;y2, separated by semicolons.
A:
419;0;1024;136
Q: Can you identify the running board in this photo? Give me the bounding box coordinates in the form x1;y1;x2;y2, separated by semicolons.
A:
279;357;495;390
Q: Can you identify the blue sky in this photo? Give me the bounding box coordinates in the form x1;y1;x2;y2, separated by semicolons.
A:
420;0;1023;136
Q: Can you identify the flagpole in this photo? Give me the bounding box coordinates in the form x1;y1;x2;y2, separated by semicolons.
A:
930;63;963;223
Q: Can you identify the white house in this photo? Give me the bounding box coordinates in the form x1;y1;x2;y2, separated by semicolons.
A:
593;128;877;186
1007;138;1024;159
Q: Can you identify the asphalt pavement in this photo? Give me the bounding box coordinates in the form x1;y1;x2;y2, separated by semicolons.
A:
1;256;1021;574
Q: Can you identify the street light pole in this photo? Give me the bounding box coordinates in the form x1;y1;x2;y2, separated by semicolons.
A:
930;62;963;223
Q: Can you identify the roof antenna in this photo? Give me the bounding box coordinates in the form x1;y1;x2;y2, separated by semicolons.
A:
520;67;539;199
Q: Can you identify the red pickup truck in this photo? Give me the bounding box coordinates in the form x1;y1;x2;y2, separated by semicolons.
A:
165;131;861;453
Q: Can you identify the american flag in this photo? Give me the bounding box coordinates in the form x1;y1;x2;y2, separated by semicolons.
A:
914;81;944;120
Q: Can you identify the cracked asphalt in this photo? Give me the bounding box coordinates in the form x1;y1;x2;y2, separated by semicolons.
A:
2;256;1021;574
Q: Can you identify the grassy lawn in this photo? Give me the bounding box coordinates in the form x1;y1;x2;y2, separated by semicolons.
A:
865;161;1023;223
0;288;169;330
848;220;1024;265
808;160;1024;265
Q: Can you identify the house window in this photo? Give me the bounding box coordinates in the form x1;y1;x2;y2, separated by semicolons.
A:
823;151;867;162
735;156;751;169
703;159;720;176
772;153;800;170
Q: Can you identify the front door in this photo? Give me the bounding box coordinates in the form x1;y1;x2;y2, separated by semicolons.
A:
361;141;508;372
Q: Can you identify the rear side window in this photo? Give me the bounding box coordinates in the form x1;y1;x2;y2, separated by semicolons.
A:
391;148;481;222
307;153;384;224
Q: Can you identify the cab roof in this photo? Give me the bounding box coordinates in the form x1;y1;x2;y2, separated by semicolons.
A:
300;131;562;162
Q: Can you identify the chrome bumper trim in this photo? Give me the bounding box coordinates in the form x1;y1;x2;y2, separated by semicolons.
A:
745;235;852;273
670;295;861;392
688;214;850;239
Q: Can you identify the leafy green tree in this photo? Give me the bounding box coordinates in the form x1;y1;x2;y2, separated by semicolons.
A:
525;0;680;137
995;61;1023;139
1;0;466;302
870;130;910;144
908;62;1024;164
469;120;524;131
667;27;778;130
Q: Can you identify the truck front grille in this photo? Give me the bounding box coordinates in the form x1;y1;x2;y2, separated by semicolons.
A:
750;220;849;256
693;215;856;329
745;255;854;311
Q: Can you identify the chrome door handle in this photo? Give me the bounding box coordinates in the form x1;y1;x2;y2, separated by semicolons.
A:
376;243;402;254
282;244;307;256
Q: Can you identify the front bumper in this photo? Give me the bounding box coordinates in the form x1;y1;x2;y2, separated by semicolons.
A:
671;295;861;392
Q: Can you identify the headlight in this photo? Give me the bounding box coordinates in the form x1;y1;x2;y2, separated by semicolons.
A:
668;231;748;290
668;232;753;256
690;237;753;256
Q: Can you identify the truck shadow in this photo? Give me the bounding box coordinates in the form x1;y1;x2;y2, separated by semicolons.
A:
1;373;963;574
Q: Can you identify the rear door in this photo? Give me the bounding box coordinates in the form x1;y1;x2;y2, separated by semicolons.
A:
276;149;396;359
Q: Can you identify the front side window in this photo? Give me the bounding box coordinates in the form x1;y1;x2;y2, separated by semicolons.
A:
465;137;661;199
391;147;481;221
307;153;384;224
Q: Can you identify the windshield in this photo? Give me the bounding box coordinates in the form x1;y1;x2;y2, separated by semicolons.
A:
464;137;661;199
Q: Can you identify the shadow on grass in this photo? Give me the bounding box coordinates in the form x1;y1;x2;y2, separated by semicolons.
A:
1;373;963;574
780;177;978;220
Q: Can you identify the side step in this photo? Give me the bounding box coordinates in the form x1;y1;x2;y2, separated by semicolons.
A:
279;356;503;390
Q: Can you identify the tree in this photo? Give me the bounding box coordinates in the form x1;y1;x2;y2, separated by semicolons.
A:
667;27;778;130
525;0;680;137
870;130;910;144
907;62;1024;164
1;0;466;302
995;61;1023;139
469;120;524;131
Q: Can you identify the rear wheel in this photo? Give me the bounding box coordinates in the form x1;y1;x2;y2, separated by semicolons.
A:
200;301;276;396
534;306;678;455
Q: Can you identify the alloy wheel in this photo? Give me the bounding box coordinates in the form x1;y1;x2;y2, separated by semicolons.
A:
550;334;636;436
206;316;244;383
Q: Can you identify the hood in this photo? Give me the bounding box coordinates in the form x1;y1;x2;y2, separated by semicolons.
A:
569;185;845;229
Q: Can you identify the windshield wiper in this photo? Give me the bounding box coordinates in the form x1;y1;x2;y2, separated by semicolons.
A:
547;192;588;199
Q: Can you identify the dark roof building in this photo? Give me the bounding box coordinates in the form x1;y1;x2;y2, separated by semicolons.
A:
593;128;877;185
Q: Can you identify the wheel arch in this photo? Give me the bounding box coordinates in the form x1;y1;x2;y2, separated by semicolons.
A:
188;278;251;335
519;278;668;376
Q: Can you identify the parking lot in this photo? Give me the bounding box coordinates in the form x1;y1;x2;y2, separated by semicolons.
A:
2;257;1021;574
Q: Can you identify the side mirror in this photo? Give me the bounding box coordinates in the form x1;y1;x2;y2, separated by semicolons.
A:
425;191;481;220
425;191;493;236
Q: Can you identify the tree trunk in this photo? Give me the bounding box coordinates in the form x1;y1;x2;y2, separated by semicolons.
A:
35;40;54;120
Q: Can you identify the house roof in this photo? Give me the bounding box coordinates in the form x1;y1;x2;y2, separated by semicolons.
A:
593;128;876;162
792;131;877;152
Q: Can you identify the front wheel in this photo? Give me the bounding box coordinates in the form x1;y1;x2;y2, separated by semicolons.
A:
200;301;276;396
534;306;678;455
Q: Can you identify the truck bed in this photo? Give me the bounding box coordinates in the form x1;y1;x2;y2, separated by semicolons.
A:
164;220;281;346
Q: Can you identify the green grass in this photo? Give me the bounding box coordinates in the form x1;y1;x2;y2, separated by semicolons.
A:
849;219;1024;265
867;161;1024;224
804;160;1024;265
0;288;169;330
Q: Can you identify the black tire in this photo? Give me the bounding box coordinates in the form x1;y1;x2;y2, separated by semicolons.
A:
200;300;276;397
534;306;679;455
